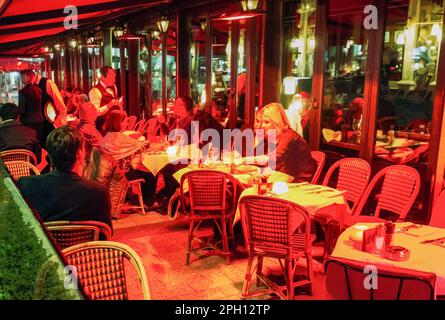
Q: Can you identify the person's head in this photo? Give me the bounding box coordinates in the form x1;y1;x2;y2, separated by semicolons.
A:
0;103;20;122
100;66;116;87
173;96;194;118
46;125;85;173
255;103;290;136
78;102;98;124
75;94;89;107
103;110;127;133
19;69;35;85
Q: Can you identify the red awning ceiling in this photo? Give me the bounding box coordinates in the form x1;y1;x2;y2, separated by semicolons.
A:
0;0;170;55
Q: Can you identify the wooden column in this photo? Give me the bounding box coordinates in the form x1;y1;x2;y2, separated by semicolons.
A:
80;44;90;92
162;32;167;117
119;39;127;107
228;21;240;129
245;16;259;129
145;34;153;119
259;0;282;106
309;0;328;151
127;37;141;118
176;11;190;98
360;0;386;162
205;15;212;113
103;28;113;67
63;47;72;89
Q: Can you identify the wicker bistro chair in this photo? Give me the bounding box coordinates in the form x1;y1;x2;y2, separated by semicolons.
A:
84;148;146;219
180;170;240;265
345;164;421;226
4;160;40;181
0;149;38;165
62;241;150;300
310;151;326;184
314;158;372;258
134;119;147;134
325;257;435;300
240;195;315;300
125;115;138;131
44;220;112;250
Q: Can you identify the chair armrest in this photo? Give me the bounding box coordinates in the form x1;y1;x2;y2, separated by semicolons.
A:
128;179;145;185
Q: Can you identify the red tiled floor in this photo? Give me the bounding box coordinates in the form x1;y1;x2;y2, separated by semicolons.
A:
112;211;331;300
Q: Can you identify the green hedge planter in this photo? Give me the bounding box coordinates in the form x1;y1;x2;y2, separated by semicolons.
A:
0;161;82;300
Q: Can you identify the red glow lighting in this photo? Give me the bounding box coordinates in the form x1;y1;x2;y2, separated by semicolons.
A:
214;13;258;21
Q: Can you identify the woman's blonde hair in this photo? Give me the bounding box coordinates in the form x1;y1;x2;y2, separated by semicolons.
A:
255;103;291;133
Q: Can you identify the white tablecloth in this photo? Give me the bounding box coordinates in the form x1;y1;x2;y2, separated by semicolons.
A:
332;222;445;296
141;144;202;176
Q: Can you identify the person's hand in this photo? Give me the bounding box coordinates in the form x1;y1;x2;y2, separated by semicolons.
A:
107;99;119;109
118;97;124;110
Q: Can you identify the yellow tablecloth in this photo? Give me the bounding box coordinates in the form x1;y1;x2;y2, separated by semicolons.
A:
173;165;294;190
235;184;350;225
332;222;445;296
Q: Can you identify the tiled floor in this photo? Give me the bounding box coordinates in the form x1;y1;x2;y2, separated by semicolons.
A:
112;211;333;300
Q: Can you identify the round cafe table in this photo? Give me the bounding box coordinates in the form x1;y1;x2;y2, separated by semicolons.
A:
332;222;445;297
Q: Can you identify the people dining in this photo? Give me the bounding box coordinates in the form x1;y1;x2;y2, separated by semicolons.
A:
17;125;112;230
99;110;158;208
254;102;316;183
0;102;42;163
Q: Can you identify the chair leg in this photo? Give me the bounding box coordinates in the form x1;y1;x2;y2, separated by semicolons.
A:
306;253;314;296
185;220;195;265
241;255;255;299
137;183;146;215
286;259;294;300
256;256;264;287
221;217;231;265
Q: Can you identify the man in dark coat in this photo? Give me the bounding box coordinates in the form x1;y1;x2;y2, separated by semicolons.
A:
18;125;112;230
0;102;41;162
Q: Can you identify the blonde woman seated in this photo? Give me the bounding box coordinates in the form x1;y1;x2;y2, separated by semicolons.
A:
254;103;316;183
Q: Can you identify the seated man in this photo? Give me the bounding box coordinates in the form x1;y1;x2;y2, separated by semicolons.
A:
0;102;41;162
17;125;112;230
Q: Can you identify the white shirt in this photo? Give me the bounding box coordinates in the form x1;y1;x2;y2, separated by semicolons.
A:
88;80;117;116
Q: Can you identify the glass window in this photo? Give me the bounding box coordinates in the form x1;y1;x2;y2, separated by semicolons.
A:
211;20;231;123
151;30;163;114
321;0;370;150
375;0;442;165
190;19;207;108
282;0;316;140
166;23;176;102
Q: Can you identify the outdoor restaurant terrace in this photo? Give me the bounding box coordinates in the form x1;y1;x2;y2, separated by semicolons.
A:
1;0;445;306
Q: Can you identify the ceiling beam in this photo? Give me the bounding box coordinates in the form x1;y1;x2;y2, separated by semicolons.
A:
0;0;170;25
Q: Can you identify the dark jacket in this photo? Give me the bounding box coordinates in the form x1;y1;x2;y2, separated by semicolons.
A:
0;120;42;162
18;84;43;124
257;129;316;183
18;170;112;230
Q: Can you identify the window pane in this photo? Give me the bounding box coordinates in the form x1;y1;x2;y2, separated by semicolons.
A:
190;19;207;107
321;0;370;149
375;0;442;164
282;0;316;140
